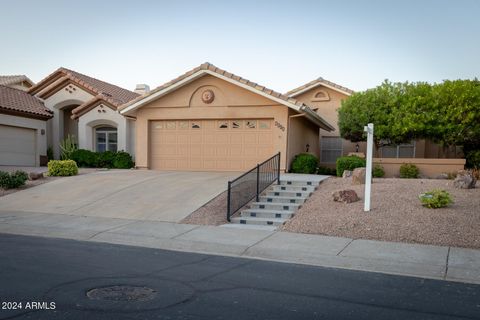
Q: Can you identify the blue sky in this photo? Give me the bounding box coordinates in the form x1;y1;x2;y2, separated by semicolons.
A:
1;0;479;93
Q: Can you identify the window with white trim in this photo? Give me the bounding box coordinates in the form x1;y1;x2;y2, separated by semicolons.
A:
95;126;117;152
380;141;415;158
321;136;343;163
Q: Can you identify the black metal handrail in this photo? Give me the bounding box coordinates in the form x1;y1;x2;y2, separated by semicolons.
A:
227;152;281;222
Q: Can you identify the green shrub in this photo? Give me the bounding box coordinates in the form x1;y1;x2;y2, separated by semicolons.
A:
96;151;116;168
466;150;480;169
336;156;366;177
419;189;453;208
372;165;385;178
399;163;419;178
59;134;77;160
68;149;134;169
317;166;337;176
0;170;28;189
47;146;54;161
70;149;98;167
48;160;78;176
113;151;134;169
290;153;318;174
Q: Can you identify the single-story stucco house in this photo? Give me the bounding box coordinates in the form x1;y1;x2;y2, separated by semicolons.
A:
27;68;141;160
0;84;53;166
119;63;334;171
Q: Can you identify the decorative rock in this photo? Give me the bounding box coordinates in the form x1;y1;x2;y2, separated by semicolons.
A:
29;172;43;180
453;170;476;189
351;167;366;185
435;173;449;180
332;190;360;203
342;170;353;178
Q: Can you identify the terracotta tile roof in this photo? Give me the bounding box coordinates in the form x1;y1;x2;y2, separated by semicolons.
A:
0;75;34;87
59;68;139;104
71;93;119;119
286;77;354;97
121;62;309;111
29;67;140;119
119;62;335;131
0;85;53;119
29;67;139;106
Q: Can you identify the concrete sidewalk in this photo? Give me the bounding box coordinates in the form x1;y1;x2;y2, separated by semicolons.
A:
0;210;478;285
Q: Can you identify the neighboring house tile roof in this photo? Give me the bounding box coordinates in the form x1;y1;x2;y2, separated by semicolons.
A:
0;85;53;120
119;62;335;131
0;75;34;87
29;67;139;119
286;77;354;97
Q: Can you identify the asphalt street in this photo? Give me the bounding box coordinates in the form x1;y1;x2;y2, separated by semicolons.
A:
0;234;479;320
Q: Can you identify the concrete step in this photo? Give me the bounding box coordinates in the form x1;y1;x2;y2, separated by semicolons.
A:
259;195;307;204
265;190;312;198
220;223;278;231
241;208;295;219
250;202;301;211
271;185;316;193
231;216;288;226
280;180;320;187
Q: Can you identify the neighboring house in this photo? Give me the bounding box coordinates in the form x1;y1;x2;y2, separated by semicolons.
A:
119;63;335;172
28;68;140;159
0;85;53;166
0;75;34;91
287;78;462;168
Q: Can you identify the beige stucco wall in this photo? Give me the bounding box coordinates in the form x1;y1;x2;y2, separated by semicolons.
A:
0;113;47;166
292;85;356;166
286;111;320;170
374;158;466;178
77;104;133;155
42;84;93;159
131;75;295;170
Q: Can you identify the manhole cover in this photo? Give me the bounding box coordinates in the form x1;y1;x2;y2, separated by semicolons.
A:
87;285;157;302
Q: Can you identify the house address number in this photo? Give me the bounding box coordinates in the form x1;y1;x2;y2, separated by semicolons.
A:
274;121;285;131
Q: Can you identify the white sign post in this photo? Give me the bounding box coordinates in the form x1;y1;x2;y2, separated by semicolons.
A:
364;123;374;212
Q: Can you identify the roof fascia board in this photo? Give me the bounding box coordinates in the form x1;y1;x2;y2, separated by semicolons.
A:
289;82;352;97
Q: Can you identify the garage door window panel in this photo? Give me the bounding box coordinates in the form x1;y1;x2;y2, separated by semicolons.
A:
232;120;242;129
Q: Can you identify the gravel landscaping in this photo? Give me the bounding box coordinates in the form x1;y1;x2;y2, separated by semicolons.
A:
282;177;480;249
181;191;229;226
182;176;480;249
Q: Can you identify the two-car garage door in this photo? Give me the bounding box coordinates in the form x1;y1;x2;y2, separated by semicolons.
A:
0;125;36;166
150;119;274;171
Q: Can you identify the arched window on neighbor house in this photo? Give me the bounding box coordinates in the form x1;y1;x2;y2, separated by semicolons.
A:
95;126;117;152
312;90;330;102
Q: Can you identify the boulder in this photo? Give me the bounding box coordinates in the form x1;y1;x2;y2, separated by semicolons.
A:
351;167;366;185
342;170;353;178
453;170;476;189
332;190;359;203
28;172;43;180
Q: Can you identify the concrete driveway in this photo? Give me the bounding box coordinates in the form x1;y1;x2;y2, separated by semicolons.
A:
0;170;236;222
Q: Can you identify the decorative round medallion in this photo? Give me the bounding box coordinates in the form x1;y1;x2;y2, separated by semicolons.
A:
201;89;215;104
